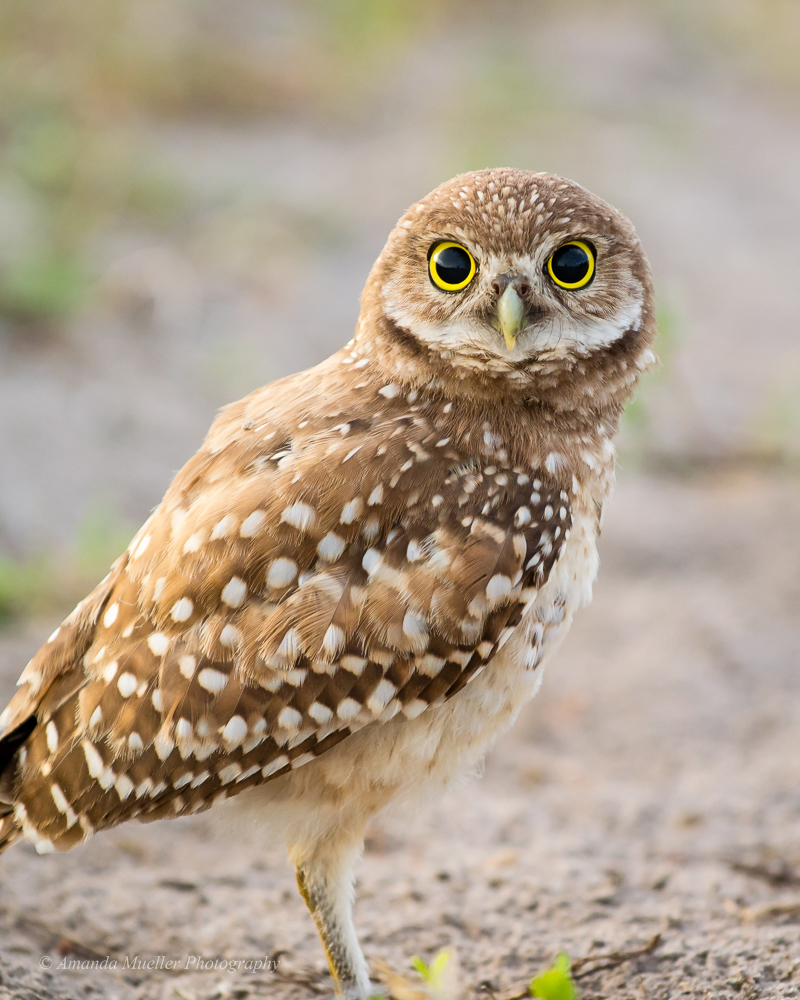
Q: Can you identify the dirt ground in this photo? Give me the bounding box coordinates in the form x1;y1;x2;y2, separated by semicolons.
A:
1;468;799;1000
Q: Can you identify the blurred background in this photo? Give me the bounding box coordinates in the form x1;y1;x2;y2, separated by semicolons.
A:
1;4;799;997
1;0;799;609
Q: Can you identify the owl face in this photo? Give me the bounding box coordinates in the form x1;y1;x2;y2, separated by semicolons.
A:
373;169;652;371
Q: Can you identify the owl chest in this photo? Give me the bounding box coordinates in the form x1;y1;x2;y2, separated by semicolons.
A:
416;505;601;776
272;507;601;816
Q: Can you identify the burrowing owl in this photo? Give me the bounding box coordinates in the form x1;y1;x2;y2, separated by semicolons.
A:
0;169;655;997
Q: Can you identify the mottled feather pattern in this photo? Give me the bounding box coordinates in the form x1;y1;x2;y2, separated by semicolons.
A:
0;166;659;1000
1;368;571;852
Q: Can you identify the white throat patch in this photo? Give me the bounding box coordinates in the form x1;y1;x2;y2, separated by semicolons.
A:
383;291;644;369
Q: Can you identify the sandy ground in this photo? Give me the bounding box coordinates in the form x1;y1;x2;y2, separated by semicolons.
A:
1;467;799;1000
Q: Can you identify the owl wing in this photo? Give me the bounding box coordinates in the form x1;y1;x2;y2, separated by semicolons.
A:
0;396;572;851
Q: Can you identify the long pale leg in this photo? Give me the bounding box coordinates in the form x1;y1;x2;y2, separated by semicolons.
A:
291;835;372;998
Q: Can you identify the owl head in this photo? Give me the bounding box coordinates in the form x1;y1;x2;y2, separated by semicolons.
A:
359;168;656;407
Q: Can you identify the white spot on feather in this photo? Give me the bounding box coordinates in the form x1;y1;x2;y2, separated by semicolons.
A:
356;511;378;542
147;633;169;656
406;539;425;562
281;503;316;532
402;699;427;719
132;534;151;559
262;756;289;777
318;533;346;561
82;740;105;779
50;784;76;825
222;715;247;747
221;576;247;608
308;702;333;724
117;672;138;698
220;624;241;647
135;778;153;799
183;531;204;554
417;654;445;676
277;706;303;730
321;624;345;659
337;698;361;720
211;514;237;539
340;498;364;524
515;507;531;526
154;727;175;760
179;655;196;679
171;597;194;622
486;574;512;602
367;679;396;713
198;668;228;693
276;627;301;661
219;763;242;784
403;611;427;637
115;774;134;801
362;548;381;575
341;654;367;675
267;557;298;588
240;510;266;537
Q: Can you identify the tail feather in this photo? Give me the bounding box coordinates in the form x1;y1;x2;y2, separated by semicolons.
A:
0;806;22;854
0;715;36;855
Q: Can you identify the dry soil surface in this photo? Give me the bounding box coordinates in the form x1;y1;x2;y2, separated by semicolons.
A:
1;468;799;1000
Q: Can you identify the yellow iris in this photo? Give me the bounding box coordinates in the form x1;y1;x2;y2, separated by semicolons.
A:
546;240;595;290
428;241;477;292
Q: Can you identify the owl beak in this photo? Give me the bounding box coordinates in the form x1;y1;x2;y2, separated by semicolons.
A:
497;284;525;352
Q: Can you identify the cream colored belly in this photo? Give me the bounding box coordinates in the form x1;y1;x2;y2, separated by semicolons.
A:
229;510;600;847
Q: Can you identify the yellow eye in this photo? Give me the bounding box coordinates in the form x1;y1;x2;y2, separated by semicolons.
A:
428;241;477;292
546;240;595;290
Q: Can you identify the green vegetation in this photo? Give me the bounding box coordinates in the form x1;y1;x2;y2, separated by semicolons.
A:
410;949;455;999
0;251;87;324
530;952;577;1000
0;502;134;623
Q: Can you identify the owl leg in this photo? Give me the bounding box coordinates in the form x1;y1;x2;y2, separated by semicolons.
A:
291;835;373;999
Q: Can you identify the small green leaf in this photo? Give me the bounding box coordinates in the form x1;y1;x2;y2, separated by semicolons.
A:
411;950;454;996
411;955;430;978
530;952;576;1000
428;950;452;986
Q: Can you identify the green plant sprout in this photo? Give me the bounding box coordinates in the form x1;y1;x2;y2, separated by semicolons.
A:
411;949;455;1000
529;952;577;1000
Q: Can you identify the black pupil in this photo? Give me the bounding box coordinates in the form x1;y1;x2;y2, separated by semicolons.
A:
551;243;591;284
434;245;471;286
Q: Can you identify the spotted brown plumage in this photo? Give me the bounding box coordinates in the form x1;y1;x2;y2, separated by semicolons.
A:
0;168;656;998
2;387;571;850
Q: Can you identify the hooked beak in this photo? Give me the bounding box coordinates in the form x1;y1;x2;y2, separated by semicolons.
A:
496;284;525;352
